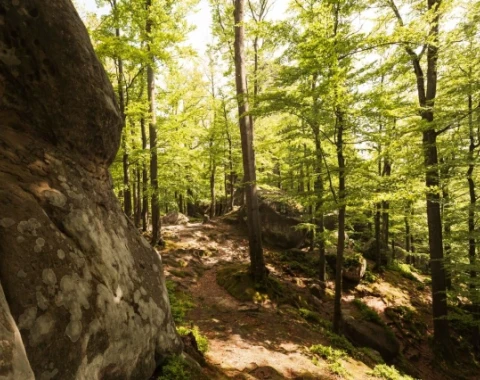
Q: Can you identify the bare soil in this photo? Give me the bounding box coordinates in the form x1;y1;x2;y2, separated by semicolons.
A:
159;217;477;380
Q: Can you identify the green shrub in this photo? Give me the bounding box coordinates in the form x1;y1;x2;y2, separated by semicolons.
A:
388;261;418;282
325;331;356;355
299;308;323;324
344;253;364;269
369;364;414;380
177;326;209;354
363;270;378;283
329;361;350;378
157;356;189;380
310;344;346;363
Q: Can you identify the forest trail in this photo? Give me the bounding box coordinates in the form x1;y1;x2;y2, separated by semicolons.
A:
158;216;463;380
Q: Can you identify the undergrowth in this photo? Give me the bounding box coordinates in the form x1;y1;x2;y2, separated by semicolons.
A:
310;344;351;378
388;261;419;282
369;364;414;380
166;280;194;324
177;326;209;354
157;356;189;380
353;298;383;325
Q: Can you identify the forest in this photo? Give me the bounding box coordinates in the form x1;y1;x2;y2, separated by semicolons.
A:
0;0;479;379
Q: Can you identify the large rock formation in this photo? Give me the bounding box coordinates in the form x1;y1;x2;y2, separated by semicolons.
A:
0;1;182;378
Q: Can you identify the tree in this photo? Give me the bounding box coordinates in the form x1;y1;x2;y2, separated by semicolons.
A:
234;0;266;282
387;0;450;348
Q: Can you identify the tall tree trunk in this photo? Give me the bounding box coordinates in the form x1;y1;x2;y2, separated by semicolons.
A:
135;166;142;227
223;101;235;211
467;92;479;348
405;201;412;264
382;158;391;261
311;74;326;283
146;0;161;245
375;202;382;268
113;2;131;219
392;0;449;347
441;159;452;289
314;132;326;283
178;193;184;214
333;109;346;334
234;0;266;283
210;163;216;218
141;117;149;232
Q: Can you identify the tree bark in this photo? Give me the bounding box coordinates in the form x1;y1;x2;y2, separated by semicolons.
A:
141;117;149;232
392;0;450;347
311;74;326;283
234;0;266;283
333;109;346;334
210;163;216;218
467;93;479;348
375;202;382;267
146;0;161;245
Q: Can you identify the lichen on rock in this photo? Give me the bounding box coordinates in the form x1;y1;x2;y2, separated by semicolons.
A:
0;0;182;377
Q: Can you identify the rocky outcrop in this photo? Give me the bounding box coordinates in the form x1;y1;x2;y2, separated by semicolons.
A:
343;312;400;361
326;252;367;283
0;283;34;379
343;256;367;283
247;188;307;249
162;212;189;225
0;1;181;378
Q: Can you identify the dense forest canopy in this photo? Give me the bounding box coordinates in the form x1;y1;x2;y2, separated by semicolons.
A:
76;0;479;372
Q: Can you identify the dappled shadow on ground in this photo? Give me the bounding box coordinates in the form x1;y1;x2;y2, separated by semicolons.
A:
160;219;477;380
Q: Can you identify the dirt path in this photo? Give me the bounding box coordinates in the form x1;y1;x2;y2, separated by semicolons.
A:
160;220;373;379
159;218;472;380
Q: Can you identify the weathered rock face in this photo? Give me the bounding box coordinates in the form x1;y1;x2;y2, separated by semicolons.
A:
0;1;182;379
343;257;367;283
162;212;189;226
253;189;307;249
343;313;400;361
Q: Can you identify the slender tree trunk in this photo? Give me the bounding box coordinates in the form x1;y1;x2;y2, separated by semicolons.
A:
375;203;382;268
395;0;449;347
405;202;412;263
223;102;235;211
441;163;452;289
210;163;216;218
311;75;326;283
146;0;161;245
234;0;266;283
382;158;391;260
135;167;141;227
333;109;346;334
113;5;131;219
141;117;149;232
467;93;479;348
178;193;184;214
313;132;326;283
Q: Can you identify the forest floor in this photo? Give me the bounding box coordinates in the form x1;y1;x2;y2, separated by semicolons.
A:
157;214;477;380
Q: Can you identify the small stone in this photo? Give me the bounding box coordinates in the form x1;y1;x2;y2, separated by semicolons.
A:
238;304;260;312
